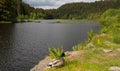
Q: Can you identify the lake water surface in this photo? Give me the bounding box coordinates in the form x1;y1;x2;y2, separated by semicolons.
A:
0;20;100;71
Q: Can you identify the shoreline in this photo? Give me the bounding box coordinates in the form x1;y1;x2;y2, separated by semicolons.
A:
30;33;120;71
30;57;52;71
30;51;80;71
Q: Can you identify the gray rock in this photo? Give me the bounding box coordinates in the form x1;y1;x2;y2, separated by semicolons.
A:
65;51;80;56
86;42;95;48
30;57;52;71
102;49;112;53
117;48;120;52
109;66;120;71
104;41;112;44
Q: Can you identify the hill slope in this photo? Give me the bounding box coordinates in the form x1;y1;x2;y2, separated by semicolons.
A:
54;0;120;19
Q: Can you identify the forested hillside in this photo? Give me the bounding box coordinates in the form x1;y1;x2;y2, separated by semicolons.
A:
35;0;120;19
0;0;35;22
0;0;120;22
56;0;120;19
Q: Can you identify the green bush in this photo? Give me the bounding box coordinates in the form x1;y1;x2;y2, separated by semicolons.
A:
48;46;64;59
99;9;120;26
99;9;120;45
111;28;120;44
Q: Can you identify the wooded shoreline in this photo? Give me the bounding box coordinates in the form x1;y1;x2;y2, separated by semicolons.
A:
1;0;120;23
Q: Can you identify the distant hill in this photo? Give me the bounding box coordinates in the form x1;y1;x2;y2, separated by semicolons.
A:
52;0;120;19
1;0;120;22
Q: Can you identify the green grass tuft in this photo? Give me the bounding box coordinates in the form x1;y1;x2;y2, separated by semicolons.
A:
48;46;64;59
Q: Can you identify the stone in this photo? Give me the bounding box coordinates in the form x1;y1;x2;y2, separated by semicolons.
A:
104;41;112;44
109;66;120;71
100;33;107;37
102;49;112;53
117;48;120;52
65;51;80;56
86;42;95;48
30;57;52;71
65;51;71;56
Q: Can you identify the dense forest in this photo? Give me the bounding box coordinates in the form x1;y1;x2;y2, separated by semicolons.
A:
57;0;120;19
0;0;120;23
0;0;35;22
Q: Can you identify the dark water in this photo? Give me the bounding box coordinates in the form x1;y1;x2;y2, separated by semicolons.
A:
0;20;100;71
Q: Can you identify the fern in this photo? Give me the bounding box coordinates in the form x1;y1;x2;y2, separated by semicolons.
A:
48;46;64;59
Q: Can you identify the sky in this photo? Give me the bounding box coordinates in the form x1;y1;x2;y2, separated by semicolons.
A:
23;0;98;9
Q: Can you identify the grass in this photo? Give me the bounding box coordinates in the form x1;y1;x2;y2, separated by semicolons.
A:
86;30;94;43
45;31;120;71
54;19;96;24
72;43;85;51
45;9;120;71
48;46;64;59
55;20;62;23
45;48;120;71
45;60;107;71
0;21;12;24
45;46;120;71
72;30;94;51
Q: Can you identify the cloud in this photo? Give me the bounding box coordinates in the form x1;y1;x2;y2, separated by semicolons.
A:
23;0;97;9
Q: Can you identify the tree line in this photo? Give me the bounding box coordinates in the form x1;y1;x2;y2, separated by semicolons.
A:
0;0;120;23
56;0;120;19
0;0;34;22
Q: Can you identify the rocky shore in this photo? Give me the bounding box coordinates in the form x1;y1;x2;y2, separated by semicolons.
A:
30;51;81;71
30;57;52;71
30;47;120;71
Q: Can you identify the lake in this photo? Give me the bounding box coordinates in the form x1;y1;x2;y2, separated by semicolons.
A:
0;20;100;71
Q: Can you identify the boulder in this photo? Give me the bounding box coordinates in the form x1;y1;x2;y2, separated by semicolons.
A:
117;48;120;52
86;42;95;48
30;57;52;71
102;49;112;53
109;66;120;71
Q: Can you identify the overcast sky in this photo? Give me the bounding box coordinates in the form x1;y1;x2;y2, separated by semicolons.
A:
23;0;98;9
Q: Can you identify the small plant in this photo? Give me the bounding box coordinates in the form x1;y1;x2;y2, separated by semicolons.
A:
72;44;80;51
48;46;64;59
72;43;84;51
86;30;94;43
96;38;106;47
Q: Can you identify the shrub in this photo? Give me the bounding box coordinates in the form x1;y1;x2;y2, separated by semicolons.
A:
48;46;64;59
99;9;120;26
